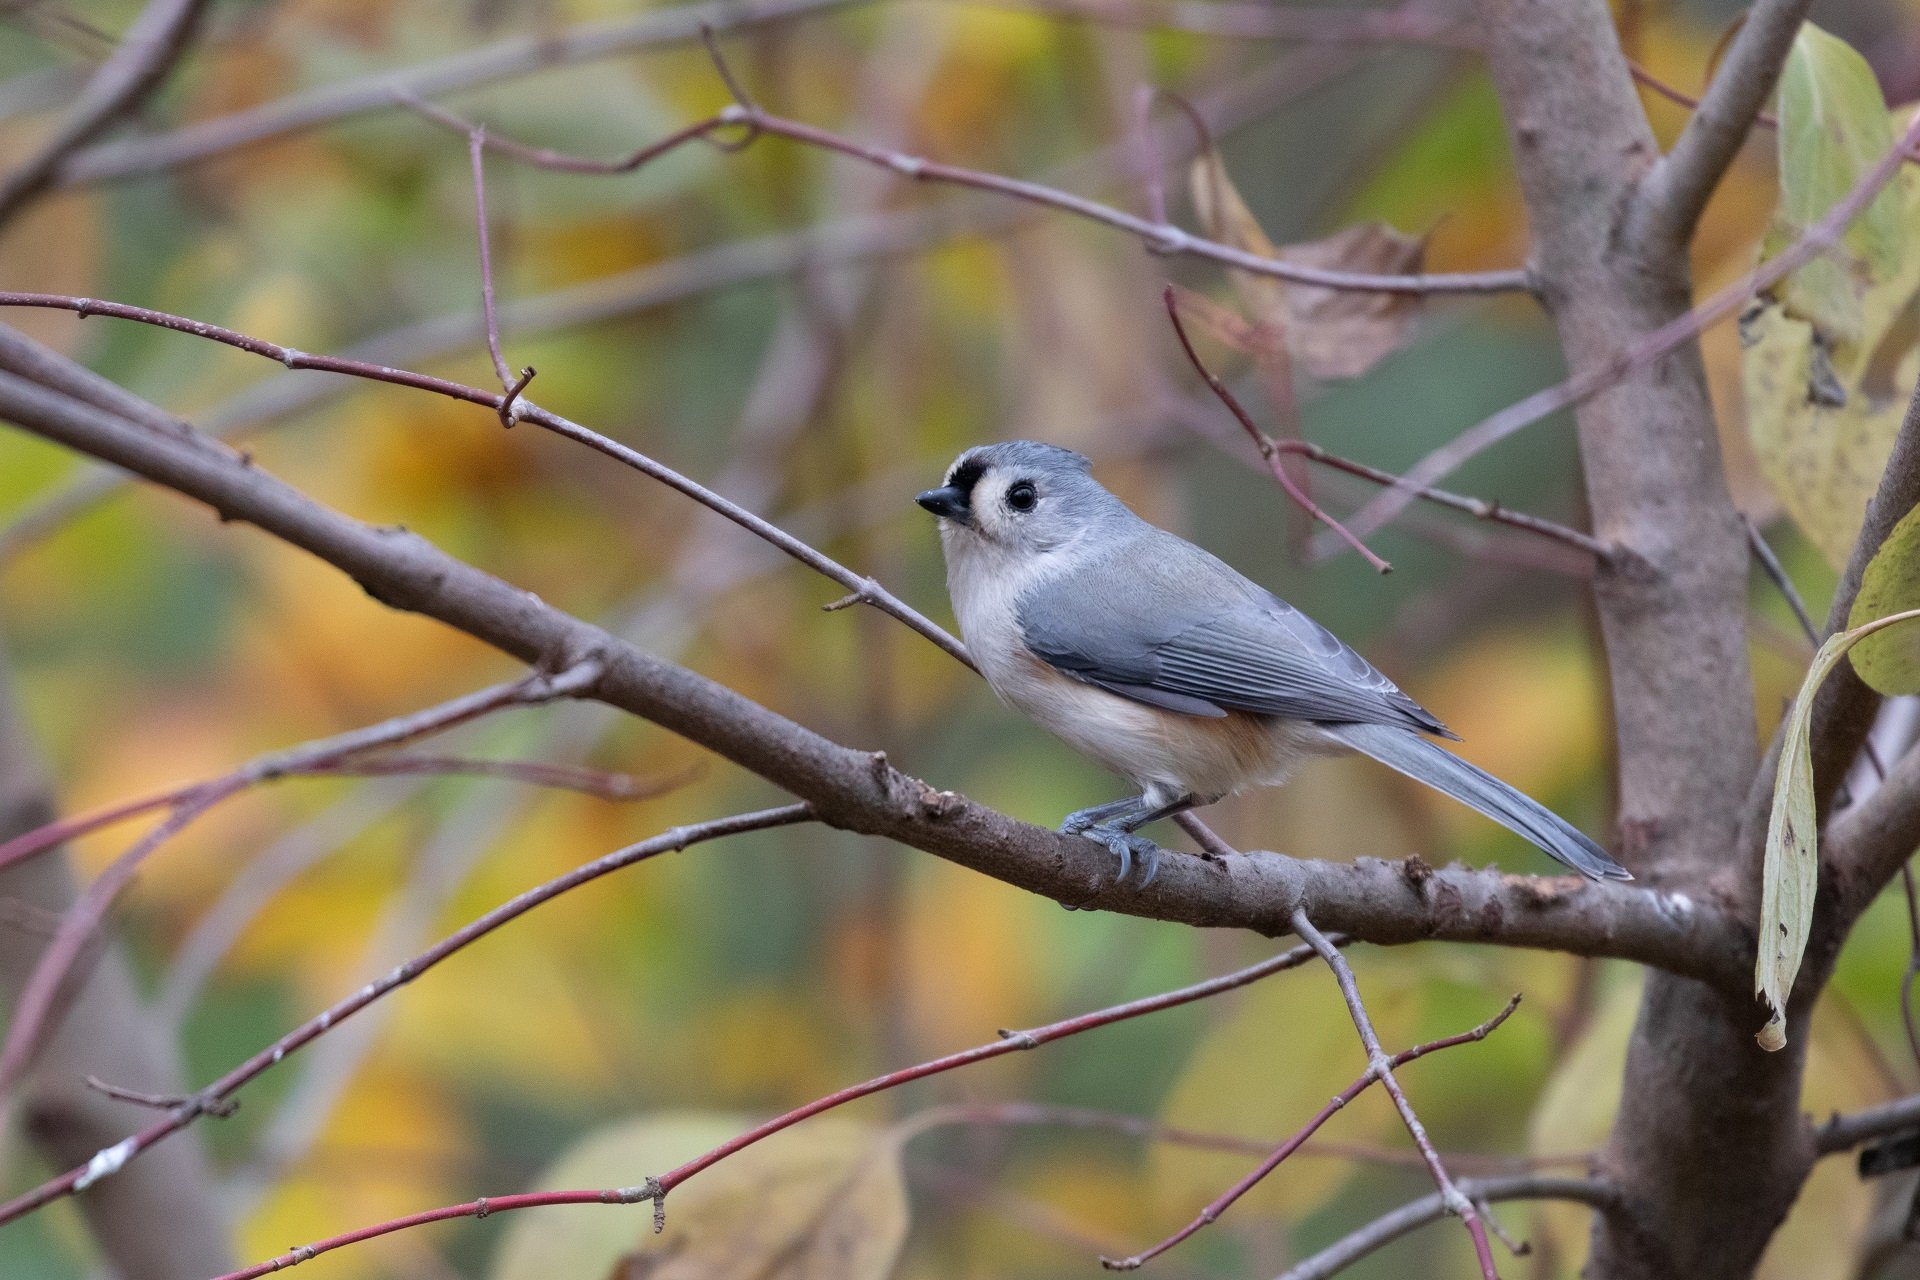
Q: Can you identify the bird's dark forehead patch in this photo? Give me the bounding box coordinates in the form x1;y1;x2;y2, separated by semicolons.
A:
946;456;987;494
947;441;1091;490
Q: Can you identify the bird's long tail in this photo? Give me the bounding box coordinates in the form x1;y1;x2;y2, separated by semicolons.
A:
1320;721;1631;882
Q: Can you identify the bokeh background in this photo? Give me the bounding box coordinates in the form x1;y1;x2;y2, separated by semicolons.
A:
2;0;1919;1275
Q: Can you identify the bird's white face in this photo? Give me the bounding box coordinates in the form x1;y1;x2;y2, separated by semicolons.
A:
917;445;1109;568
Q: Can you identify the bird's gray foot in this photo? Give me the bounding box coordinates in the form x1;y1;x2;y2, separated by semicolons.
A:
1069;822;1164;889
1061;797;1140;836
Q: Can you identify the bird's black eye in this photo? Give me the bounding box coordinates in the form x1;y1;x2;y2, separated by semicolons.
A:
1006;480;1037;512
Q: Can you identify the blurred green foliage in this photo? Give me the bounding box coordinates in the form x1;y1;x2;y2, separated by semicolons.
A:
1;0;1916;1276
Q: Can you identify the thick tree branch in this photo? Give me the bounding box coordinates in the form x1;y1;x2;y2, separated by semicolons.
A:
1816;1093;1920;1156
0;364;1744;985
0;620;234;1276
1826;740;1920;919
1477;0;1813;1272
1632;0;1813;248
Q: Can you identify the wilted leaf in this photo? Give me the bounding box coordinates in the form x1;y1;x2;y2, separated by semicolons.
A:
1741;129;1920;570
1768;24;1905;340
489;1113;909;1280
1757;607;1920;1049
1186;150;1425;383
1279;223;1431;381
1848;503;1920;693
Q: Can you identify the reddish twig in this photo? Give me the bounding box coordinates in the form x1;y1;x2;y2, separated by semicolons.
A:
1163;285;1392;572
0;666;608;1096
1292;909;1501;1279
0;805;813;1228
1100;993;1521;1270
204;938;1342;1278
0;673;625;874
0;290;973;666
1334;107;1920;550
400;68;1529;297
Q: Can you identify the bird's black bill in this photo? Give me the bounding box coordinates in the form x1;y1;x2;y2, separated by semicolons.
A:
916;485;972;522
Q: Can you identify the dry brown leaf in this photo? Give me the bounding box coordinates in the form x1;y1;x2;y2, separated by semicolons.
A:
1186;151;1427;383
1280;223;1430;381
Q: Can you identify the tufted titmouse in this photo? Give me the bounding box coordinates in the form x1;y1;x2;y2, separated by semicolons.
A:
916;441;1629;888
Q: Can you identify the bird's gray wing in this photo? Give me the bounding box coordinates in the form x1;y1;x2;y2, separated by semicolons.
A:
1017;537;1452;736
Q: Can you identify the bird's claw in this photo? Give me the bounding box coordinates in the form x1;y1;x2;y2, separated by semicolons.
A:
1066;822;1162;891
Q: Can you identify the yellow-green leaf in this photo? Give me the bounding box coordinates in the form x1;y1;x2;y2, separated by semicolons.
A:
1741;140;1920;570
1769;24;1905;341
1849;503;1920;693
1757;607;1920;1049
489;1113;909;1280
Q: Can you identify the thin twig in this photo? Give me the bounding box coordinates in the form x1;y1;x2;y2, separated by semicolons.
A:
0;48;1360;565
1273;1174;1623;1280
1100;994;1521;1270
0;666;607;1095
0;290;974;667
83;1076;237;1118
1292;909;1501;1279
55;0;864;185
1163;285;1391;571
205;940;1339;1277
0;805;814;1227
468;125;514;391
404;77;1530;297
0;0;211;226
1744;515;1820;648
1279;436;1609;558
52;0;1463;188
892;1098;1586;1174
1334;107;1920;549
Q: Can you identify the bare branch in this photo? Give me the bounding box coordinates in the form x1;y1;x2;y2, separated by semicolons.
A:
0;0;210;226
409;86;1531;297
1273;1174;1625;1280
1292;910;1500;1278
207;941;1330;1278
0;299;974;666
1816;1093;1920;1155
1100;994;1520;1270
0;47;1359;564
896;1099;1588;1173
1634;0;1814;248
1162;284;1391;571
0;805;814;1226
0;367;1747;980
1003;0;1477;45
53;0;858;186
0;667;607;1096
1337;109;1920;546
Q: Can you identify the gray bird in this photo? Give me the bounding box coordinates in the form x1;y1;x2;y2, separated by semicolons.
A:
915;440;1630;887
